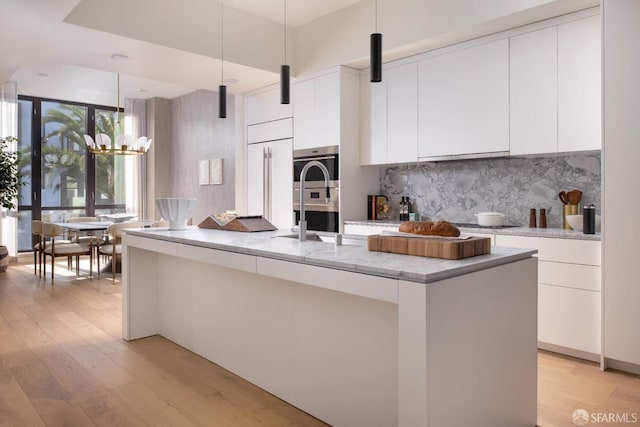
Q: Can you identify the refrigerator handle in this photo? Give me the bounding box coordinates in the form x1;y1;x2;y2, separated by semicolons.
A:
263;147;268;220
267;147;273;221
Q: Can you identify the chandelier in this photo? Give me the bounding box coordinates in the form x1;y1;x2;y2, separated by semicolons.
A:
83;73;152;155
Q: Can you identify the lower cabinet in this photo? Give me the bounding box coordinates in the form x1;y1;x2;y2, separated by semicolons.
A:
495;235;601;359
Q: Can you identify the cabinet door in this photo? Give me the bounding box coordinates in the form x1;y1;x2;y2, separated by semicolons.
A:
418;39;509;158
268;139;293;229
293;79;315;149
368;76;388;164
387;62;418;163
247;143;266;216
539;284;601;354
558;15;601;152
510;27;558;155
314;72;341;148
247;87;293;125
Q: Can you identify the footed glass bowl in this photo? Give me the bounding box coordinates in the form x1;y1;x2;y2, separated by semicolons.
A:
155;198;196;230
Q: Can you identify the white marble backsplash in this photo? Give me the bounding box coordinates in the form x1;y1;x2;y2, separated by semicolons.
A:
380;154;601;228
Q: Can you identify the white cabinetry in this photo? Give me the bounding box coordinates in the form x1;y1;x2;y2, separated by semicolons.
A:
558;15;601;152
495;235;601;359
247;139;293;229
510;26;558;155
360;62;418;165
418;39;509;159
293;72;340;150
509;14;601;155
246;86;292;125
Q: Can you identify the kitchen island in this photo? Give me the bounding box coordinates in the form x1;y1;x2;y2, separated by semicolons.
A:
122;227;538;427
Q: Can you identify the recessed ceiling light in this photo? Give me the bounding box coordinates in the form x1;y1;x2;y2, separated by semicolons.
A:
111;53;129;61
224;78;239;84
37;73;48;77
136;88;148;93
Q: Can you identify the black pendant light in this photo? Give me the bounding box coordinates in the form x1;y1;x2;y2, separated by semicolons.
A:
218;0;227;118
280;0;290;104
370;0;382;83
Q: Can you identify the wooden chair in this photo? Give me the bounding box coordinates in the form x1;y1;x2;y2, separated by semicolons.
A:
66;216;105;261
41;222;94;286
31;220;43;277
98;221;144;282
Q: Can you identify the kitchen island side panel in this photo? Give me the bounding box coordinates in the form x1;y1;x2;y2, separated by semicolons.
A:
429;257;538;427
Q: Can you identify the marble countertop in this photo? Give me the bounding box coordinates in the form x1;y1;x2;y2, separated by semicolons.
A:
344;220;602;241
125;227;536;284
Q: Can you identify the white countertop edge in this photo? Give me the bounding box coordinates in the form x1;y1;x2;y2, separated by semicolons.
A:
344;220;602;241
125;228;537;284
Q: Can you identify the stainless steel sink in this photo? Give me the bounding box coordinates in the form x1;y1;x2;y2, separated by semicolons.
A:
278;233;325;242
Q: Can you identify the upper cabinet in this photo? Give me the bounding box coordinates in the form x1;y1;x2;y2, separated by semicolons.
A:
418;39;510;159
358;10;600;165
557;15;601;152
293;72;340;150
510;15;601;155
246;87;293;126
510;27;558;156
360;62;418;165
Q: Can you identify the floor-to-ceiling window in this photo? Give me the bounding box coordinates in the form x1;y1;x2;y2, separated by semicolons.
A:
17;96;127;252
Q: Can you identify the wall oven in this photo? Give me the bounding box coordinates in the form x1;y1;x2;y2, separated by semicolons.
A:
293;146;339;233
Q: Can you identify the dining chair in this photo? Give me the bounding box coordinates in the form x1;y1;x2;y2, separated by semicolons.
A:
41;222;94;286
31;220;44;277
98;221;144;282
66;216;106;262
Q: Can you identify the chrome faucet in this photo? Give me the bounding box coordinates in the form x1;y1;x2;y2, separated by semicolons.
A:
298;160;331;241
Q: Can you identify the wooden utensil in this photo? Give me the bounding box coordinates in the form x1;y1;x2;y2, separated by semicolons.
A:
558;191;569;205
567;190;582;205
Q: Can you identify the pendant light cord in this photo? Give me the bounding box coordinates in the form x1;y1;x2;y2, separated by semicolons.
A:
375;0;378;33
116;73;121;128
284;0;287;64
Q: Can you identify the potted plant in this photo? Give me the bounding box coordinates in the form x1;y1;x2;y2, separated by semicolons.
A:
0;136;24;272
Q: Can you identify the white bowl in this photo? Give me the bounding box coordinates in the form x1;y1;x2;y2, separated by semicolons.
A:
475;212;505;227
155;198;196;230
565;214;601;232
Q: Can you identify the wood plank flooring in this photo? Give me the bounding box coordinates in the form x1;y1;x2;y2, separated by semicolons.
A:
1;262;639;426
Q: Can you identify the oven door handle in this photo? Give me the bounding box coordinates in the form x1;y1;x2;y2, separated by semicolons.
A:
293;156;335;162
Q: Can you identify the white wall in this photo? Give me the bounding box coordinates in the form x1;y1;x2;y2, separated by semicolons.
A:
602;0;640;368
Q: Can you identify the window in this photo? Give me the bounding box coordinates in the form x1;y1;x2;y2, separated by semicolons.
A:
16;96;126;252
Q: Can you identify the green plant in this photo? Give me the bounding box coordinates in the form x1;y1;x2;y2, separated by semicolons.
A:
0;136;24;210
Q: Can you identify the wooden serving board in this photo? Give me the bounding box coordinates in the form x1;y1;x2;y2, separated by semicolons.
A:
198;216;277;232
367;235;491;260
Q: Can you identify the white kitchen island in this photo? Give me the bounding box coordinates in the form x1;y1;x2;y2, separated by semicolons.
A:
122;227;538;427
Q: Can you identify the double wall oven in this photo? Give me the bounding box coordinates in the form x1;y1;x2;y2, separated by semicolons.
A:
293;146;339;233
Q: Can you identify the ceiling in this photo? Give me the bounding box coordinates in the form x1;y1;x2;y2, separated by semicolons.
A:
0;0;361;105
0;0;599;106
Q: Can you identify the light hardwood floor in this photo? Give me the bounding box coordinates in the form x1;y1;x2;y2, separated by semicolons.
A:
1;262;639;426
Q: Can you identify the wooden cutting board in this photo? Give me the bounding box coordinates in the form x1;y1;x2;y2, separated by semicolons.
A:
367;234;491;260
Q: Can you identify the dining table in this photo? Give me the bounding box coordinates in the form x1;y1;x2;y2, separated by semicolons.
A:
55;221;114;273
